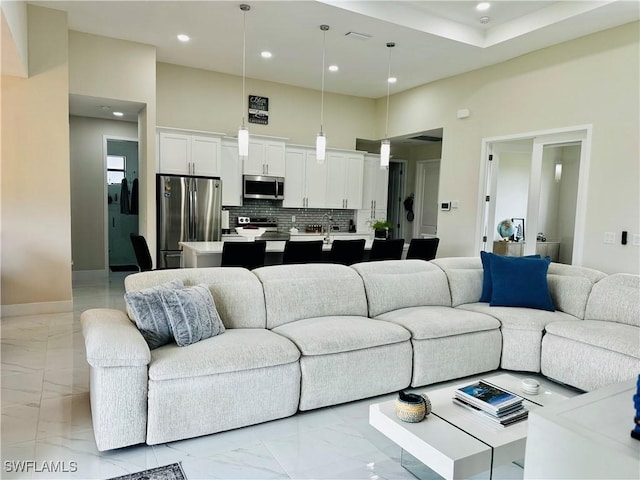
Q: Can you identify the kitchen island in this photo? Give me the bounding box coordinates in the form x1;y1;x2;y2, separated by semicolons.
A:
180;237;408;267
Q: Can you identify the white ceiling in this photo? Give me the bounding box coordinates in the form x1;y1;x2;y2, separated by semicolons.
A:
28;0;639;121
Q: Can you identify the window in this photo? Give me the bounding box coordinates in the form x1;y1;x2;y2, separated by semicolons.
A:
107;155;126;184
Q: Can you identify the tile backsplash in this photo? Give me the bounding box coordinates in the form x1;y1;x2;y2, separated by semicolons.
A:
225;199;355;233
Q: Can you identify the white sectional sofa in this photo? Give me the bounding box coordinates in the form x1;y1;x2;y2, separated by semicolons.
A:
81;258;640;451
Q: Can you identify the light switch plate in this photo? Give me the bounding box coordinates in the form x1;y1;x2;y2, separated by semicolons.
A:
604;232;616;244
632;234;640;246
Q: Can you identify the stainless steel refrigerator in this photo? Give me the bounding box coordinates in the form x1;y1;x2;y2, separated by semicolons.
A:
157;174;222;268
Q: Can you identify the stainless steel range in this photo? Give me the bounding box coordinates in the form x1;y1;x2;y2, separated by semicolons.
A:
231;216;290;241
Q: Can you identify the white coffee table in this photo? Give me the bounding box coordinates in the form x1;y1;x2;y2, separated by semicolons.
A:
369;374;573;480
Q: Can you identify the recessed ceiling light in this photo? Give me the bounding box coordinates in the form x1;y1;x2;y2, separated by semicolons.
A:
476;2;490;11
388;77;397;84
328;65;339;72
113;111;124;117
177;34;190;42
261;51;272;59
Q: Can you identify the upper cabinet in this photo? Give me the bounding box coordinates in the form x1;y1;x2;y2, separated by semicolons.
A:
243;137;286;176
283;146;327;208
220;138;243;206
158;129;223;176
362;153;389;213
325;151;364;210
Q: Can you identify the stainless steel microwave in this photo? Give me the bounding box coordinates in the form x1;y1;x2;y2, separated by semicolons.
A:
243;175;284;200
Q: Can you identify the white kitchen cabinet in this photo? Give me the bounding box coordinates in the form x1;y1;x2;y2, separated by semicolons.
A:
283;146;327;208
158;130;222;176
325;151;364;209
362;153;389;213
220;138;243;206
243;137;286;176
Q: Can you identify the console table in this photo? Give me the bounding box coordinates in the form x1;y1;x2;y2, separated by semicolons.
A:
524;379;639;479
493;241;560;262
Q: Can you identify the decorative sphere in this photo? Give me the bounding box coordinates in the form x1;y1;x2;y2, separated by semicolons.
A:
497;219;516;239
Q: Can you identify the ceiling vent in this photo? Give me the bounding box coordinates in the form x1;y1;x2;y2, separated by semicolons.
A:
409;135;442;143
345;31;372;40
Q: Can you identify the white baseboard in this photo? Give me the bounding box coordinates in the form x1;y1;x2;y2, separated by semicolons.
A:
1;300;73;318
72;269;109;285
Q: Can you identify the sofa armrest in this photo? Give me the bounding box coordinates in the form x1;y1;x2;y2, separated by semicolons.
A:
81;309;150;368
81;308;150;451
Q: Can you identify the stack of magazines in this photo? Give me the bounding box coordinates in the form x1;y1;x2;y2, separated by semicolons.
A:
453;380;528;427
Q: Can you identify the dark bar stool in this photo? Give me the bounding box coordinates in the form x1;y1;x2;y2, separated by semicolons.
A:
406;237;440;261
221;241;267;270
368;238;405;261
282;240;324;264
329;239;366;266
130;234;154;271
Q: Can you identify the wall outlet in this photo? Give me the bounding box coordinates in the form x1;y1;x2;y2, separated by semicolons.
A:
633;234;640;246
603;232;616;244
451;200;459;209
291;215;296;223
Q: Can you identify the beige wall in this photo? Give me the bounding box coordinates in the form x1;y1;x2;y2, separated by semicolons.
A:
69;116;138;271
68;31;157;262
157;62;376;149
382;22;639;274
1;5;71;313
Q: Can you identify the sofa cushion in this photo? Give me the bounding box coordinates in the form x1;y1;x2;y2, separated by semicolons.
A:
431;257;483;307
162;284;225;347
271;316;410;356
585;274;640;327
124;268;267;329
253;264;368;329
546;263;607;319
351;260;451;317
148;329;300;381
375;306;500;340
545;320;640;358
458;303;578;330
489;255;554;311
124;278;184;349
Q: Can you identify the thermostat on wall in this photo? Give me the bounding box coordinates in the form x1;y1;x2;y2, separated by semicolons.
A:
440;202;451;211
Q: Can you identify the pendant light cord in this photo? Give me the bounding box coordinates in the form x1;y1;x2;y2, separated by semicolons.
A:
384;43;394;139
240;4;250;126
320;25;329;135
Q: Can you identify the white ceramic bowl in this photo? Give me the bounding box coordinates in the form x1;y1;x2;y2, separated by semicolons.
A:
235;227;266;241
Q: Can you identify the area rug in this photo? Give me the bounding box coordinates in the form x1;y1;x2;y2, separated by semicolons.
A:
106;463;187;480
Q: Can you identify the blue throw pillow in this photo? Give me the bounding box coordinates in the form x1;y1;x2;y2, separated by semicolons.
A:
480;251;540;303
489;255;555;311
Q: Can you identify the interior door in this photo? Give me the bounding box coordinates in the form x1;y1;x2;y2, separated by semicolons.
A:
413;160;440;237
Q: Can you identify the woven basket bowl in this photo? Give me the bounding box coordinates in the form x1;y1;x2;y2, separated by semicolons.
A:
395;394;432;423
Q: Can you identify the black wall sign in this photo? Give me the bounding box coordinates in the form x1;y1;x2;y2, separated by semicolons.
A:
248;95;269;125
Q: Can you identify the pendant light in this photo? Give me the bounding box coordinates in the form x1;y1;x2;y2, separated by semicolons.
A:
316;25;329;164
380;42;395;169
238;4;251;157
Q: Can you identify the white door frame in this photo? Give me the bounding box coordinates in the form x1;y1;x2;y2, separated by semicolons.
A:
476;124;592;265
103;135;139;270
413;159;441;239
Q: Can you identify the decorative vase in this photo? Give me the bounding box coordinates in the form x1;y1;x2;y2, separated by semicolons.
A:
374;228;387;239
395;391;432;423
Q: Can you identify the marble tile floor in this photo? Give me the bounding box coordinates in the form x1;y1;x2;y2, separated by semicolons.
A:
2;272;534;480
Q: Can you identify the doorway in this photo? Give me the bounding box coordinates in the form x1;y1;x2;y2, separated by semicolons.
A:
105;137;139;271
478;126;591;265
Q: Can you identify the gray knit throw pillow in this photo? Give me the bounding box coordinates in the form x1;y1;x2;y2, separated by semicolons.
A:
125;279;184;349
162;284;225;346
